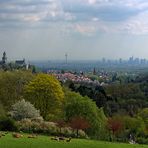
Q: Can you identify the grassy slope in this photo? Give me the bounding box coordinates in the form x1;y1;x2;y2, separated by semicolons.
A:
0;133;147;148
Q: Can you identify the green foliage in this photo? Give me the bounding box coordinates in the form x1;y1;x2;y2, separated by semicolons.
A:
0;102;6;117
0;70;34;110
104;83;147;116
69;83;107;108
122;116;146;139
88;74;99;81
0;117;18;131
138;108;148;125
10;99;41;121
136;137;148;144
137;108;148;136
67;79;148;117
103;115;148;143
24;74;64;119
110;114;148;143
64;89;107;138
0;69;147;143
105;83;145;100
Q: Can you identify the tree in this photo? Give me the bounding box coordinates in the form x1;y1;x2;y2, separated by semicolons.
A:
32;65;36;73
138;108;148;124
10;99;41;121
72;84;107;108
64;89;107;138
105;83;146;116
0;70;34;110
123;116;145;137
105;83;145;100
107;117;123;136
138;108;148;134
24;74;64;119
69;116;90;137
56;120;66;135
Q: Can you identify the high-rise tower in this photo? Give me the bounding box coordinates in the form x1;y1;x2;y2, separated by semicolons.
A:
65;53;68;64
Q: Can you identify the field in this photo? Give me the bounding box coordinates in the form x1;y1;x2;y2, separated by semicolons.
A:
0;133;147;148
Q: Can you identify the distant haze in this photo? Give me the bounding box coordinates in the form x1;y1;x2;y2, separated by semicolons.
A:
0;0;148;61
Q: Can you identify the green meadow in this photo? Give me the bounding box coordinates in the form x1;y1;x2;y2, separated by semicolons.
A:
0;133;147;148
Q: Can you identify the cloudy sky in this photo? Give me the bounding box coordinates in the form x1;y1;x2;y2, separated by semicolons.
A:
0;0;148;60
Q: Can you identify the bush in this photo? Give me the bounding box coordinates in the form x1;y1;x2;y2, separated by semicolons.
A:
17;119;58;134
136;137;148;144
78;130;88;138
17;119;87;138
0;102;6;117
60;127;73;137
0;117;18;131
10;99;42;121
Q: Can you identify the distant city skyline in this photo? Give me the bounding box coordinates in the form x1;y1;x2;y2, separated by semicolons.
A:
2;51;148;64
1;0;148;60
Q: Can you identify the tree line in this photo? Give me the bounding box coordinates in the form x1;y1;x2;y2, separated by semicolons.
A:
0;70;147;144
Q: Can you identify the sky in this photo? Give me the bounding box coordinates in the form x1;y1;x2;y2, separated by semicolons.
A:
0;0;148;60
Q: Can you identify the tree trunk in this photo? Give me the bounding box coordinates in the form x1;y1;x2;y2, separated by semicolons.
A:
76;129;79;138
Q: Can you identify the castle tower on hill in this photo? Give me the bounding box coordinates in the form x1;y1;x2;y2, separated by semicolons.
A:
2;51;7;64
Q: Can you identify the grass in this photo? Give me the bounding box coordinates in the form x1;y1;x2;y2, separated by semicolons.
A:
0;133;147;148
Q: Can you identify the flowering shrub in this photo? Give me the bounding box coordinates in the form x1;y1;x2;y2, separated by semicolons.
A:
17;118;87;138
10;99;41;121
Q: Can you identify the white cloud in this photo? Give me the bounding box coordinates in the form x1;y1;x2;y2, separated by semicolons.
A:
75;23;96;36
120;11;148;34
88;0;96;4
0;0;148;35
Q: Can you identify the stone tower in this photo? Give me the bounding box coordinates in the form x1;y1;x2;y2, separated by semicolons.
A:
2;51;7;64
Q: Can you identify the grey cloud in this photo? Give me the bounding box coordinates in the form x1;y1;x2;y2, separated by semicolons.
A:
0;0;58;25
0;0;148;28
94;5;140;21
62;1;142;22
0;0;53;13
